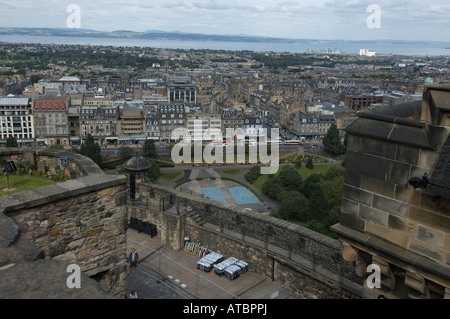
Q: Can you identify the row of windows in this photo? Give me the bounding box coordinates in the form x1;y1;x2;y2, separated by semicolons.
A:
120;122;143;126
1;116;32;122
36;129;67;135
161;113;184;118
0;105;30;109
161;120;184;124
35;121;67;125
0;111;30;116
82;131;116;136
81;109;116;113
2;128;32;133
121;128;143;131
82;125;112;130
2;122;32;128
82;120;115;124
35;107;65;111
1;134;32;139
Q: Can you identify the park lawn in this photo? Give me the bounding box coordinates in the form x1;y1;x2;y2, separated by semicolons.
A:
159;170;184;182
0;175;54;196
253;164;338;191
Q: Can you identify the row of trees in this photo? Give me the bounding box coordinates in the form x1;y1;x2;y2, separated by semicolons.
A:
261;165;344;238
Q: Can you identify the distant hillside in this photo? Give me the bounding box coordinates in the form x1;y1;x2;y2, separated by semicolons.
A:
0;27;296;43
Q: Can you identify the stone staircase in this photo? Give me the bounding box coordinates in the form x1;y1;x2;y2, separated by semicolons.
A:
185;208;206;226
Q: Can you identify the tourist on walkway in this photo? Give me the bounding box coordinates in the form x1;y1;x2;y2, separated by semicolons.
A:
128;248;139;274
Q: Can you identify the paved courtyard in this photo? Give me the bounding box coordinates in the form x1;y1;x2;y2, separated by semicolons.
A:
125;228;292;299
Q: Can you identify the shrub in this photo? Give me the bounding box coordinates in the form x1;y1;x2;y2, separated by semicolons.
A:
306;157;314;169
244;165;261;183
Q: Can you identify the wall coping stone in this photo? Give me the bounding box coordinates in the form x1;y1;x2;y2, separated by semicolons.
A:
0;148;125;298
148;183;341;250
1;174;126;215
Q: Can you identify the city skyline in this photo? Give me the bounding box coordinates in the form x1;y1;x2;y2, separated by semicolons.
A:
1;0;450;43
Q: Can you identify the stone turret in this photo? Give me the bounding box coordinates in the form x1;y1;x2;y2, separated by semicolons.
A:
122;156;151;200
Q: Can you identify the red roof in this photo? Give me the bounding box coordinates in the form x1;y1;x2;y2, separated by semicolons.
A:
34;96;68;111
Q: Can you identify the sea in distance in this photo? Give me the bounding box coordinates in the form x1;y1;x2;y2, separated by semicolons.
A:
1;34;450;56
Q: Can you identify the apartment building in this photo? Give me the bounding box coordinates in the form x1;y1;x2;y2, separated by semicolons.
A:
221;107;244;137
33;96;71;146
80;106;118;145
0;96;35;145
186;112;222;142
117;104;146;145
158;102;186;142
292;112;336;139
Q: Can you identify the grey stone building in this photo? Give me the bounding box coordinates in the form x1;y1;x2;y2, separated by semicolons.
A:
167;77;196;104
292;112;336;139
158;102;186;142
79;106;118;145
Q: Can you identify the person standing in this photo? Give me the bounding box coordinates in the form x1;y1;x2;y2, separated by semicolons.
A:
128;248;139;274
129;290;138;298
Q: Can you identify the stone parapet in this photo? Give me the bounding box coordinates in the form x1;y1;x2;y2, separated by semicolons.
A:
0;148;127;299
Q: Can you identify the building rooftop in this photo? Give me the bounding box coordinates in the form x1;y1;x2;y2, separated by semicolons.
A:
0;96;31;106
59;76;81;82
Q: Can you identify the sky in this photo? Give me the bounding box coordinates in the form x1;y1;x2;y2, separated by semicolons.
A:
1;0;450;42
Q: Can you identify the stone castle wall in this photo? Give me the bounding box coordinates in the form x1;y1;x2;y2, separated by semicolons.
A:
0;148;127;298
131;182;363;299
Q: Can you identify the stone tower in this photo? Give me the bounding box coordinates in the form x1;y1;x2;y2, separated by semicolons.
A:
332;84;450;299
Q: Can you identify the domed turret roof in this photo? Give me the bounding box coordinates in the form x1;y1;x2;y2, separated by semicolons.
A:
123;156;150;172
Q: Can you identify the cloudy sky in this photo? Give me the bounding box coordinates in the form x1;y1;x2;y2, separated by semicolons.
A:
1;0;450;42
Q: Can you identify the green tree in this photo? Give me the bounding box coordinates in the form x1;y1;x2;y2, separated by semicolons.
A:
320;175;344;210
5;136;18;147
275;166;303;191
323;124;345;156
307;187;330;222
147;159;160;182
143;139;157;158
305;157;314;169
278;192;309;221
245;165;261;183
262;180;284;199
324;165;345;180
300;173;324;198
80;134;102;166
